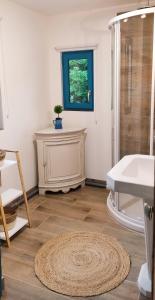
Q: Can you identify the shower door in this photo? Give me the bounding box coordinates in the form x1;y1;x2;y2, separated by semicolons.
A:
112;13;154;231
120;14;153;157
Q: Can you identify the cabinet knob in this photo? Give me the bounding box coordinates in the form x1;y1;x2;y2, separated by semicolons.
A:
43;162;47;168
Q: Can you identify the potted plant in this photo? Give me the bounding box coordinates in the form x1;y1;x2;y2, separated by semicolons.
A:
53;105;63;129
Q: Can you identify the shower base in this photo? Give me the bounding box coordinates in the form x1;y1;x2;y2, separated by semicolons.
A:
107;192;144;233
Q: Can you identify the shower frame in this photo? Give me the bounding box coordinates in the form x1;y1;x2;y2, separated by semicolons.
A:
108;7;155;232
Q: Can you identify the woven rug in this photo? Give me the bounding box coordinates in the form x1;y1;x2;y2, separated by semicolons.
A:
35;232;130;297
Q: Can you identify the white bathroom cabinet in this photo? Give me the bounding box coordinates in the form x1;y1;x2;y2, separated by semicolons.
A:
35;128;86;194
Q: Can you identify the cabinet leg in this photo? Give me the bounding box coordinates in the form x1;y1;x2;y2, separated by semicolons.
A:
15;151;31;228
39;188;46;196
0;204;10;248
81;181;85;188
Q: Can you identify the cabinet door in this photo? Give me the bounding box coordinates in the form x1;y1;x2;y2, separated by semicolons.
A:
43;139;83;183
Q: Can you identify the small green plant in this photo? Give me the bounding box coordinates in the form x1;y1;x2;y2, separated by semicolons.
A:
54;105;63;118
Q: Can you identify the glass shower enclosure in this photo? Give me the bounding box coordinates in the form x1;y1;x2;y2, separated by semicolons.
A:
108;7;155;232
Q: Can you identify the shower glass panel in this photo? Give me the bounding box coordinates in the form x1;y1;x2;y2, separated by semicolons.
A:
107;9;155;233
111;25;115;165
120;14;153;158
118;14;154;230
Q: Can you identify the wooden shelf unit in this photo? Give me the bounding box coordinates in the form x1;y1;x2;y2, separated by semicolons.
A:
0;217;28;240
0;150;31;247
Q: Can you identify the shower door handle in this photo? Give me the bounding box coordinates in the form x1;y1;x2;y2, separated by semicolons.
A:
125;40;132;113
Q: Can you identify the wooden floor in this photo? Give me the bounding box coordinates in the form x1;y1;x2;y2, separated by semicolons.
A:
1;186;147;300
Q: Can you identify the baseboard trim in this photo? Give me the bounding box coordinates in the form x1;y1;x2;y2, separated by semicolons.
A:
13;180;106;205
16;186;39;206
27;186;39;199
85;178;106;188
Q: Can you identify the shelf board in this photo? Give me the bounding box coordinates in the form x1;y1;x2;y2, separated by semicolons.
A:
1;189;23;207
0;160;17;171
0;217;28;240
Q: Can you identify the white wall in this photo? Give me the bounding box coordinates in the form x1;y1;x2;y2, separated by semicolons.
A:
46;3;138;181
0;0;143;191
0;0;50;191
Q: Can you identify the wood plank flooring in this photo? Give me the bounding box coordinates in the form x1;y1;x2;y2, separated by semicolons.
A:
1;186;147;299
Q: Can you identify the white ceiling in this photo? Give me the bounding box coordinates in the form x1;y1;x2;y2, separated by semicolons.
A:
11;0;141;16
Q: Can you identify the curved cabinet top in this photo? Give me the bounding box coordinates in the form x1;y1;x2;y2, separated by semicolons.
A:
35;127;87;139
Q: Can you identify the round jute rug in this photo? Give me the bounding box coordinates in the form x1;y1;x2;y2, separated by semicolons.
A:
35;232;130;297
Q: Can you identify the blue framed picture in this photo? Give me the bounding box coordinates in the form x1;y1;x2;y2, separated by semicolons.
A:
61;50;94;111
